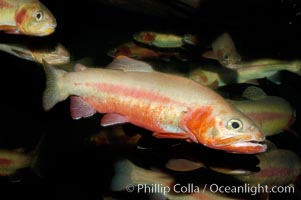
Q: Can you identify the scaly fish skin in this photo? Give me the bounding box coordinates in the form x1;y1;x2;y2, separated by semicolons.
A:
0;0;56;36
42;57;266;154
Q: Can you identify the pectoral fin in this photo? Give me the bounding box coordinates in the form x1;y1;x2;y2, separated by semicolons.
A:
202;50;217;60
11;49;33;61
4;29;21;35
100;113;129;126
70;96;96;119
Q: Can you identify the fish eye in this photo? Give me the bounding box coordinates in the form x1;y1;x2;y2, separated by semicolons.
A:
223;54;230;61
227;119;243;131
34;10;44;21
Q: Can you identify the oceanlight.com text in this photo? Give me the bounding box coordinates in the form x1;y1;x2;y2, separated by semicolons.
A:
126;183;295;196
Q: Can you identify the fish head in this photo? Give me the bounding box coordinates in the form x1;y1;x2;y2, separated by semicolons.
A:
133;31;156;44
209;113;267;154
216;48;241;67
15;1;57;36
32;43;70;65
184;106;267;154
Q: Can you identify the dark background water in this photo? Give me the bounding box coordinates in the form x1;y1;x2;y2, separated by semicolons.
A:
0;0;300;199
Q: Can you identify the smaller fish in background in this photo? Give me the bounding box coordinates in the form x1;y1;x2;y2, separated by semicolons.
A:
188;59;301;89
162;141;301;199
133;31;197;48
111;159;248;200
202;32;241;68
229;86;296;137
206;141;301;189
0;0;56;36
0;134;46;181
107;41;185;61
233;145;301;189
0;148;32;177
0;42;70;65
87;125;141;146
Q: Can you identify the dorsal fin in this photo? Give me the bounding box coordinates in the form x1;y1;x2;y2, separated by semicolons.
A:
106;55;154;72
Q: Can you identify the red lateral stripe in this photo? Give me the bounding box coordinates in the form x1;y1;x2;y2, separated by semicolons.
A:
142;32;155;42
248;112;288;121
85;82;179;105
257;167;296;177
0;158;13;166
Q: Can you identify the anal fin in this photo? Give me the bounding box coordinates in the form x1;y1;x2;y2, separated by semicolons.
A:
70;96;96;119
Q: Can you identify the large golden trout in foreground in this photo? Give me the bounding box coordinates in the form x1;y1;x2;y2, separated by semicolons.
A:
42;56;266;154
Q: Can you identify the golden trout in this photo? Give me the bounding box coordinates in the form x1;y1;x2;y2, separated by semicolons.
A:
107;41;183;61
202;32;241;68
188;59;301;89
229;86;295;137
42;56;266;154
0;148;32;176
0;42;70;65
111;159;248;200
134;31;197;48
0;0;56;36
233;148;301;188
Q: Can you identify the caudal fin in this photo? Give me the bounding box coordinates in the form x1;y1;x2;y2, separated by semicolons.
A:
42;59;68;110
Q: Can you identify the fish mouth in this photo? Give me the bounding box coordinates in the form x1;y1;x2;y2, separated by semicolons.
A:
226;140;267;154
34;25;56;36
231;140;266;148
